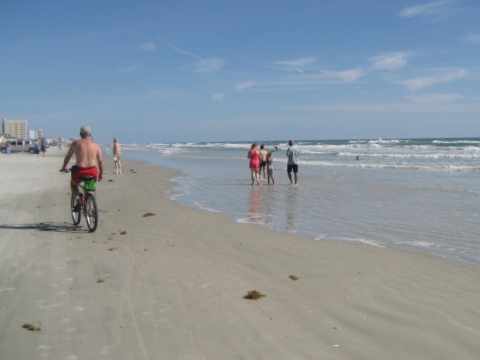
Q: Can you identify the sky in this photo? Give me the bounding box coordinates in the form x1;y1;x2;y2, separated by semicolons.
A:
1;0;479;144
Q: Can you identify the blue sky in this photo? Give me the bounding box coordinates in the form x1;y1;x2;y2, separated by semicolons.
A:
1;0;479;143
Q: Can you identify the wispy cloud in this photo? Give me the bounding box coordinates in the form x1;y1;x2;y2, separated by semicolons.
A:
463;33;480;44
321;68;365;82
403;69;467;90
265;67;365;88
139;41;157;51
267;57;318;73
118;65;140;73
298;98;479;114
399;0;457;20
235;81;256;92
406;93;463;104
211;93;224;102
160;40;225;73
194;58;225;73
370;52;410;70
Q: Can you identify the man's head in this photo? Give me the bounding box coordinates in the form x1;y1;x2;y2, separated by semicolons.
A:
288;140;294;146
80;126;92;138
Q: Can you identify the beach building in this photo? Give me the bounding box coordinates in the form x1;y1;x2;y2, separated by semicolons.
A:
2;117;28;139
29;129;43;140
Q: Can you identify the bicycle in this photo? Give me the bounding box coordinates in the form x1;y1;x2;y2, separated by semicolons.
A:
62;171;99;232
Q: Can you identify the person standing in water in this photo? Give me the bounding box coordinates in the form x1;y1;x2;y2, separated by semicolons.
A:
286;140;299;185
113;138;122;174
266;151;275;185
247;143;261;185
259;144;268;180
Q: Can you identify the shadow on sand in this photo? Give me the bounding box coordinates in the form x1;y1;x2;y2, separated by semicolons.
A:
0;222;88;233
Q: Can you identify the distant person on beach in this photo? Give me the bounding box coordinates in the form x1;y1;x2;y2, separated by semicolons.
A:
60;126;104;210
40;139;47;157
113;138;122;174
286;140;299;185
5;142;12;156
247;143;261;185
266;151;275;185
259;144;268;180
34;143;40;156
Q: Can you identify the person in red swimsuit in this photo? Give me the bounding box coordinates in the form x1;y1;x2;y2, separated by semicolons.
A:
247;143;261;185
60;126;104;209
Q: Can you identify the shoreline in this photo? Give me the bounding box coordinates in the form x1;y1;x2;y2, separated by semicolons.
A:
0;154;479;359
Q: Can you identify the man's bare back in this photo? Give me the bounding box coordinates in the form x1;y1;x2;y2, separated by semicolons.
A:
60;129;104;182
71;139;102;168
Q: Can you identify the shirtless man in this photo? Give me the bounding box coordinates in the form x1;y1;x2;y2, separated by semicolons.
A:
60;126;104;208
113;138;122;174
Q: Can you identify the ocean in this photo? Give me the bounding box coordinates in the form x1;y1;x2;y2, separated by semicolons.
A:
117;138;480;267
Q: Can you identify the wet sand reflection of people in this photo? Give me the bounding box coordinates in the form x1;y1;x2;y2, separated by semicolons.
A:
285;186;299;231
249;186;262;222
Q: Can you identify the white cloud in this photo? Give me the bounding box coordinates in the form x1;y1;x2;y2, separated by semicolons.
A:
399;0;456;19
211;93;224;102
267;57;318;73
139;41;157;51
370;52;410;70
235;81;256;91
403;69;467;90
322;68;365;82
194;58;225;73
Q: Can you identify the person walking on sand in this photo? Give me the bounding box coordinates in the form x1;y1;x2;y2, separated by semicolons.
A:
266;151;275;185
259;144;268;180
247;143;261;185
113;138;122;174
286;140;299;185
40;139;48;157
60;126;104;211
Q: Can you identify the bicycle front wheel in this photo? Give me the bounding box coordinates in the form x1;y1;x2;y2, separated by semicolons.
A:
85;193;99;232
71;192;81;225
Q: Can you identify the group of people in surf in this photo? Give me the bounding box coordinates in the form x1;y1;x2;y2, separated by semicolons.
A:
247;140;299;186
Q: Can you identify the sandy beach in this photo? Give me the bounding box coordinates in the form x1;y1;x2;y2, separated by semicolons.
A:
0;152;479;360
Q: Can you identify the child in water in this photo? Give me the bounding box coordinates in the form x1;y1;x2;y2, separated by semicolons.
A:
266;151;275;185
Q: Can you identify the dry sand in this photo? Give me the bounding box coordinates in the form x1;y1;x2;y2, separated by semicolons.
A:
0;152;479;360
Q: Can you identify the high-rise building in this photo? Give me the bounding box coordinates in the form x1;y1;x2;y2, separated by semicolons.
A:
2;117;28;139
29;129;43;140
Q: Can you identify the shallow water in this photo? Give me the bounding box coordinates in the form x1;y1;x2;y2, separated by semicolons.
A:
121;138;480;267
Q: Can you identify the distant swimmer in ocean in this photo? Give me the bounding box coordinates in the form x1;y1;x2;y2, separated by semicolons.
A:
247;143;261;185
356;155;360;161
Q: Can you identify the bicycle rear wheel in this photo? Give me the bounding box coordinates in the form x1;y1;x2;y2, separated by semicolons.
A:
85;193;98;232
71;192;81;225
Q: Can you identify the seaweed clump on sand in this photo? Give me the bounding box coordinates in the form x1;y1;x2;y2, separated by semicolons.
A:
22;323;41;331
289;275;299;281
243;290;265;300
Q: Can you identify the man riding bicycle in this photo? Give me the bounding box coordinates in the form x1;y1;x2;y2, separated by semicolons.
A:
60;126;104;211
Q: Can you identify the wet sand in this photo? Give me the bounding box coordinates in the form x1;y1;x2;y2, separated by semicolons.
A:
0;152;479;359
